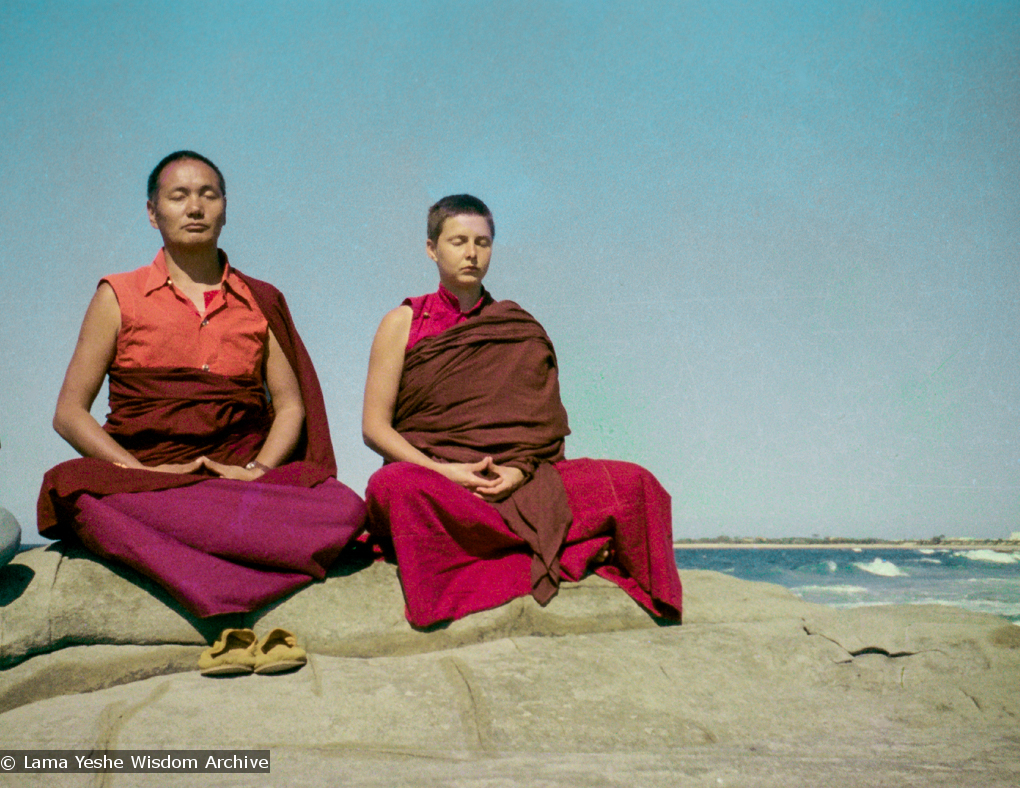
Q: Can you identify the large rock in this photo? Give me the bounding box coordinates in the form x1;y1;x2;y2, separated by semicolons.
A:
1;543;1018;786
0;542;687;673
0;507;19;567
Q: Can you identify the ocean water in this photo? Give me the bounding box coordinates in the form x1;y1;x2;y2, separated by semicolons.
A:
673;547;1020;624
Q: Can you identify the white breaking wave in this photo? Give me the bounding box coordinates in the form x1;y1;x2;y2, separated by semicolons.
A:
793;584;869;597
826;560;838;573
918;558;943;565
955;549;1019;565
853;557;909;577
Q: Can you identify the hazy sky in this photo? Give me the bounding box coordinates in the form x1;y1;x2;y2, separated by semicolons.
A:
1;1;1017;542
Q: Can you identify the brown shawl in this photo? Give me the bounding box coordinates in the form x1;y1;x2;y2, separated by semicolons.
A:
394;300;573;603
103;366;271;465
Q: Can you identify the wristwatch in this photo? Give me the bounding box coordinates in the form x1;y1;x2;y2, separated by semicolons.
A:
245;460;270;473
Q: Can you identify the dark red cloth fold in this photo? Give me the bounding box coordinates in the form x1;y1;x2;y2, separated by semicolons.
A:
103;366;271;466
240;272;337;475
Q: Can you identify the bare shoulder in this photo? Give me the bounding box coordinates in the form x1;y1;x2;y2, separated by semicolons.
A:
365;305;413;412
380;304;413;328
83;281;122;331
93;280;119;306
374;304;413;345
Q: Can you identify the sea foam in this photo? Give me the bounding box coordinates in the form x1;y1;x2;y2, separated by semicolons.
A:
853;557;909;577
955;549;1018;565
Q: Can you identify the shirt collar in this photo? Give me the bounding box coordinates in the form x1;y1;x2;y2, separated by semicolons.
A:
143;248;251;306
437;283;490;316
218;252;253;307
143;249;173;295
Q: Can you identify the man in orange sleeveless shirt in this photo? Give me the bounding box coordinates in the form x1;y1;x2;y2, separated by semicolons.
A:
39;151;366;617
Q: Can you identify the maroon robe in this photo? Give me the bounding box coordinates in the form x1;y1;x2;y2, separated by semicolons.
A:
366;300;682;627
38;272;366;617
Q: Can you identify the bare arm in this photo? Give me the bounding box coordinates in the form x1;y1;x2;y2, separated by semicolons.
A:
54;284;139;465
361;306;436;467
204;326;305;481
54;284;203;472
362;306;501;493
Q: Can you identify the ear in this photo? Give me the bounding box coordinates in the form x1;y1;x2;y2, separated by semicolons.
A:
425;238;439;263
147;199;159;230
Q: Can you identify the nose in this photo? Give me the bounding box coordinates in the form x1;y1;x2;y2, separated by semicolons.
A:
465;241;477;259
185;195;204;217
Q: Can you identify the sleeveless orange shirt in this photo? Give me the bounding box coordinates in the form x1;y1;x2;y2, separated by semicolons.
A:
101;249;268;377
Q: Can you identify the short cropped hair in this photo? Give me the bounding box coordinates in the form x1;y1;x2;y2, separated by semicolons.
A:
147;150;226;201
427;194;495;244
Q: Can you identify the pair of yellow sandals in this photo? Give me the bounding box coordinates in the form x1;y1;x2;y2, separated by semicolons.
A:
198;628;307;676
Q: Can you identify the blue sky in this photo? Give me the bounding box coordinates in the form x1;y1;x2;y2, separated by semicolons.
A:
1;0;1017;541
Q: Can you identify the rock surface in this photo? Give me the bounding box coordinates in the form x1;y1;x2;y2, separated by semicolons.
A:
1;543;1018;787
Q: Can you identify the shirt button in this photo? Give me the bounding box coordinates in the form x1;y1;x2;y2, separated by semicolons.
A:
202;364;210;371
201;319;209;327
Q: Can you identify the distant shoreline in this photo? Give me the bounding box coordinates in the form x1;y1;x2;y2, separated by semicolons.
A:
20;541;1020;554
672;541;1020;551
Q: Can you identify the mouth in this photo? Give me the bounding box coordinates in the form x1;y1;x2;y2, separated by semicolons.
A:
183;224;209;231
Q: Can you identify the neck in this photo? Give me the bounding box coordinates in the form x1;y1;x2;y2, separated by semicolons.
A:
443;282;483;313
163;244;223;287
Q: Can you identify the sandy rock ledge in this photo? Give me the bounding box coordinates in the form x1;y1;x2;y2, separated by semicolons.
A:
1;543;1018;787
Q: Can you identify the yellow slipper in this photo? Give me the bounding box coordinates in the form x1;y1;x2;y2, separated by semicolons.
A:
254;628;307;675
198;628;258;676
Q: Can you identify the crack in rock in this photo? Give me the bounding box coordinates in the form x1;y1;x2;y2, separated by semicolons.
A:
848;647;917;658
89;680;172;787
802;624;948;661
440;656;494;754
48;548;66;650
